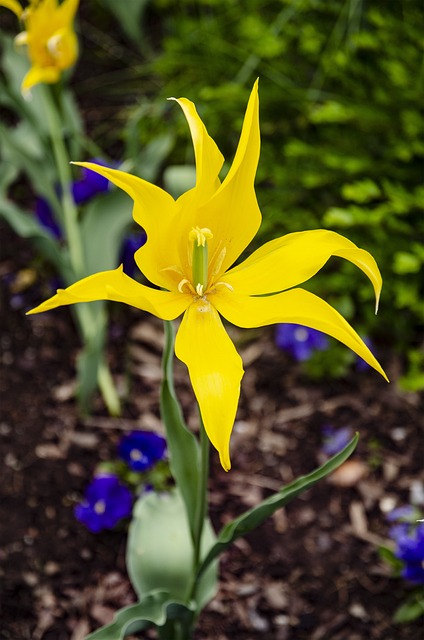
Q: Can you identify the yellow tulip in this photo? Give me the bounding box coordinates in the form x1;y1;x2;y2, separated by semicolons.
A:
27;81;388;470
0;0;79;92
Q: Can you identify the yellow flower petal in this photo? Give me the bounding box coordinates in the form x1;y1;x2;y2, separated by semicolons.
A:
224;229;382;310
26;266;191;320
212;287;388;381
0;0;23;19
175;299;244;471
56;0;79;28
21;64;60;91
170;96;224;202
194;80;262;279
71;162;180;290
47;26;78;70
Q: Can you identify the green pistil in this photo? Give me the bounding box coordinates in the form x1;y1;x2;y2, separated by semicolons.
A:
189;227;213;294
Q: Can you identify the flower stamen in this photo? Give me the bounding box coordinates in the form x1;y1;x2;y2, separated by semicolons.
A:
178;278;191;293
189;226;213;294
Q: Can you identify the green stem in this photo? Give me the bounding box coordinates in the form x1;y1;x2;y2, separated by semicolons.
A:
42;84;85;277
157;619;191;640
42;85;120;415
190;414;209;597
97;356;121;416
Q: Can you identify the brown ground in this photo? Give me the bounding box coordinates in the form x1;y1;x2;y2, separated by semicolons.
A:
1;225;423;640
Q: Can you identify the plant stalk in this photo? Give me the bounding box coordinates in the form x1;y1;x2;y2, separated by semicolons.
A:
42;84;120;415
42;84;85;278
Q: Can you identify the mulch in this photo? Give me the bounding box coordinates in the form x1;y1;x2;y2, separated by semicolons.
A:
1;225;423;640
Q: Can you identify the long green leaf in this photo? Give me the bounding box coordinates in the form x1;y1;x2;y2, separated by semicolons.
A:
85;590;193;640
0;196;67;271
196;434;359;582
80;189;133;275
160;321;200;541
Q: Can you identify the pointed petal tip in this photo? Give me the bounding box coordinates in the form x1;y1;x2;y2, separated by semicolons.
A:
219;452;231;472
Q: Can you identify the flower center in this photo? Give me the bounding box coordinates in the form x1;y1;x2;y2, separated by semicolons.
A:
94;499;106;515
294;327;309;342
130;448;148;465
189;226;213;296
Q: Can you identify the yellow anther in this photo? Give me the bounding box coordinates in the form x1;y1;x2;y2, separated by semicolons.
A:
47;32;63;56
195;284;204;296
178;278;191;293
215;282;234;292
189;226;213;247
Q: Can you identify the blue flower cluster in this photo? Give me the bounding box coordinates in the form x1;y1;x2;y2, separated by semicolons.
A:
118;430;167;472
35;160;146;276
321;425;353;456
74;430;167;533
388;507;424;585
74;474;133;533
275;323;328;362
35;158;110;239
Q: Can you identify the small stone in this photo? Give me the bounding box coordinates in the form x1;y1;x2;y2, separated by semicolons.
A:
328;460;368;487
44;561;60;576
264;582;288;609
349;602;369;621
379;495;397;514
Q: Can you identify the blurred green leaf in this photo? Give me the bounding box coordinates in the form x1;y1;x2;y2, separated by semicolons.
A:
80;189;133;275
393;594;424;624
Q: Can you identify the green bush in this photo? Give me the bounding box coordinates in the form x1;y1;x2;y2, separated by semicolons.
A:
137;0;423;386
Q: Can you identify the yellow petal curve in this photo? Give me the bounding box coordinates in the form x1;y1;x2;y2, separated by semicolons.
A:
0;0;23;18
56;0;79;27
224;229;382;310
71;162;180;290
212;287;388;381
170;96;224;202
27;266;191;320
21;64;59;91
194;80;262;279
175;299;244;471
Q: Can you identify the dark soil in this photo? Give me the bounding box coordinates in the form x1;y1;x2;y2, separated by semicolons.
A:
1;225;423;640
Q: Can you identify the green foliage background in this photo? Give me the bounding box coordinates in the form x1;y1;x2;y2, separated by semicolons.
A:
130;0;423;388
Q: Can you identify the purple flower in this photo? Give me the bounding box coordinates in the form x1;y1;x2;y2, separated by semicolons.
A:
394;523;424;585
74;474;133;533
35;197;63;239
386;505;420;544
275;323;328;361
34;159;111;239
118;431;167;472
72;159;110;204
321;425;353;456
119;230;147;277
387;505;415;523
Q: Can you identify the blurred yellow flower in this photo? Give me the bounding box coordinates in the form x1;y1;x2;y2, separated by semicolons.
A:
28;81;388;470
0;0;79;92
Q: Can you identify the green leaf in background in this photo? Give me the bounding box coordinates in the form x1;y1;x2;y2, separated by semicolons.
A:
80;189;134;275
163;165;196;199
160;321;201;541
0;122;60;213
100;0;149;48
85;591;175;639
196;434;359;583
75;302;107;413
0;195;68;272
393;593;424;624
127;489;217;612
